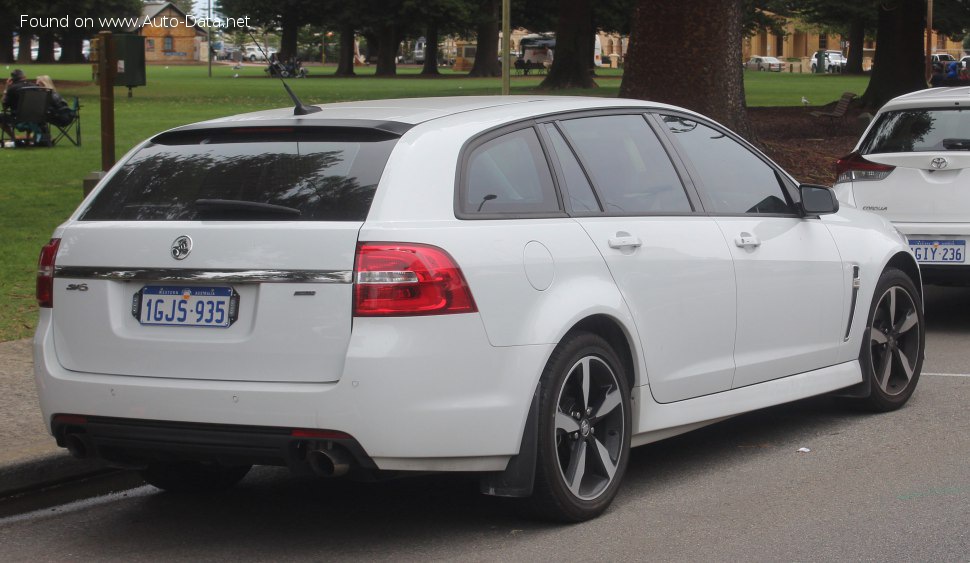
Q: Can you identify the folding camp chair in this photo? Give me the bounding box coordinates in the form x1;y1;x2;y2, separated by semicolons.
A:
12;87;53;147
51;96;81;147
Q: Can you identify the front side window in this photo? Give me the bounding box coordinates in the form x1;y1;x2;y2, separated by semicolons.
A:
661;115;794;215
460;127;560;215
559;115;691;214
860;109;970;154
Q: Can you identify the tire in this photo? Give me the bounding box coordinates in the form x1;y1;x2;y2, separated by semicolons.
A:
856;268;924;412
529;332;631;522
141;462;252;493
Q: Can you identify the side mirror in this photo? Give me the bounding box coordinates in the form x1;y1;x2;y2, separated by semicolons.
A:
799;184;839;215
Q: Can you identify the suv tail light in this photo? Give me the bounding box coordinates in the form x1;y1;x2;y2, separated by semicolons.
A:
354;243;477;317
36;238;61;308
836;151;895;183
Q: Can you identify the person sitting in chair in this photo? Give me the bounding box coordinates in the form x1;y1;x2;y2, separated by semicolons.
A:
1;69;33;143
35;75;74;127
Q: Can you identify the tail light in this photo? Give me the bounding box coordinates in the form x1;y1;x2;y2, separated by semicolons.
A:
36;238;61;308
836;152;895;183
354;243;477;317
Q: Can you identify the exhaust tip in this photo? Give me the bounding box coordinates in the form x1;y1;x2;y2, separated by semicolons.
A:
308;447;351;477
64;433;90;459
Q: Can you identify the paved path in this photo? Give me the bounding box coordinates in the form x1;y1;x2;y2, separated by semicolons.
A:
0;339;104;496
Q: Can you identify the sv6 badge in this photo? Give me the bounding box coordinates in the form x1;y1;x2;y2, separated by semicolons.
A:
66;283;88;291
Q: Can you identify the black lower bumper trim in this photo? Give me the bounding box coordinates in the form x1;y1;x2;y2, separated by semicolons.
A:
52;415;376;471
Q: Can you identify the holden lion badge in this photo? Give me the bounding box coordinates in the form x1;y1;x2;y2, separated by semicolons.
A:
171;235;193;260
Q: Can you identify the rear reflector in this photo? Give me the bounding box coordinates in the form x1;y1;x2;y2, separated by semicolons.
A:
36;238;61;308
836;151;895;183
354;243;477;316
291;428;352;440
53;414;88;426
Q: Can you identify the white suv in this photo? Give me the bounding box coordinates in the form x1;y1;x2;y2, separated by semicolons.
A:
35;96;923;522
834;87;970;285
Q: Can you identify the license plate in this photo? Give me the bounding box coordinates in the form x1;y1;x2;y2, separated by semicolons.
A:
909;239;966;263
133;286;238;327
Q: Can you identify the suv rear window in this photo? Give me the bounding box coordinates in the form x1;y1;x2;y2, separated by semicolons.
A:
860;108;970;154
81;127;399;221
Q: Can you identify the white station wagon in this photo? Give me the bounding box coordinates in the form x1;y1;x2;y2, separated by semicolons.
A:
35;96;924;522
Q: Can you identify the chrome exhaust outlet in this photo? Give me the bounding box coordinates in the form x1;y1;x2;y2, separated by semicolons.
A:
307;447;351;477
64;433;91;459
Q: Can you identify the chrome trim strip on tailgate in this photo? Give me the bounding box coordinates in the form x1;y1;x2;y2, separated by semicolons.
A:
54;267;353;284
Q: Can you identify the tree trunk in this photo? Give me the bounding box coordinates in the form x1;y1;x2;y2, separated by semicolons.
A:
860;0;926;110
37;32;56;63
59;34;85;63
620;0;753;140
17;33;32;63
279;9;299;61
335;24;356;76
540;0;596;89
846;19;865;74
0;22;12;64
375;24;398;76
468;0;500;77
421;21;440;76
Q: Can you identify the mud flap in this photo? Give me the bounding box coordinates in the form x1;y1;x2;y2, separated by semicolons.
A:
479;386;539;497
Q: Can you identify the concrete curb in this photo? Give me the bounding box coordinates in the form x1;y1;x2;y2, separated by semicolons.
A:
0;451;110;498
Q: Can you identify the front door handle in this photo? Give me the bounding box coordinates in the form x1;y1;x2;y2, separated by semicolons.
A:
608;235;643;249
734;232;761;248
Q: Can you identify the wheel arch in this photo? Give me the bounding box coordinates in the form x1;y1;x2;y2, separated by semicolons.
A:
565;314;638;392
885;251;923;301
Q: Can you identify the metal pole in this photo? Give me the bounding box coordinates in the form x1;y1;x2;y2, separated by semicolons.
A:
926;0;934;81
97;31;115;172
501;0;510;95
207;0;212;77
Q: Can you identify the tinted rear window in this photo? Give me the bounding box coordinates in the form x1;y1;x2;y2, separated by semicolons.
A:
860;108;970;154
81;128;399;221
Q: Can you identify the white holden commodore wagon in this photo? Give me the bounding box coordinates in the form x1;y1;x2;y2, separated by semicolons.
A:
834;87;970;286
35;96;924;522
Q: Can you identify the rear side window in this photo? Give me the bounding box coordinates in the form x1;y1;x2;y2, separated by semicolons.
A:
460;127;560;216
559;115;691;214
81;128;398;221
860;109;970;153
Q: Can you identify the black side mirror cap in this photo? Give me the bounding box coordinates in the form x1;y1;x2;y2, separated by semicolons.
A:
799;184;839;215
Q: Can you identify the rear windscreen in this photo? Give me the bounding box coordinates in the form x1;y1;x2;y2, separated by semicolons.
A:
860;108;970;154
81;128;399;221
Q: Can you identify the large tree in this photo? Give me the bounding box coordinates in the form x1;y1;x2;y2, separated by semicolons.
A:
621;0;753;140
860;0;927;110
538;0;595;89
468;0;500;77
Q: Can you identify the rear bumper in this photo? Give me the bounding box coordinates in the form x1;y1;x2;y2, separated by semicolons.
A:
34;310;553;472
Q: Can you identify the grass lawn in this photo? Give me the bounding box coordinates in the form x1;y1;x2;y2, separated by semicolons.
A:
0;63;871;341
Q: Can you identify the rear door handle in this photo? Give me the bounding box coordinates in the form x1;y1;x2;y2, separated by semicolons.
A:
734;233;761;248
608;235;643;249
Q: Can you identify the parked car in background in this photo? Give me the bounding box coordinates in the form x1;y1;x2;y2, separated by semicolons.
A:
243;44;276;62
834;86;970;285
932;53;957;65
745;56;784;72
960;55;970;69
35;96;924;523
811;50;847;73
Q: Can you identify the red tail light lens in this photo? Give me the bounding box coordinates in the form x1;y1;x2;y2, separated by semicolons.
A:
836;152;895;183
36;238;61;308
354;243;477;317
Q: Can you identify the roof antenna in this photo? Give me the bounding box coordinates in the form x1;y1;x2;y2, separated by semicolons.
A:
247;31;320;115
